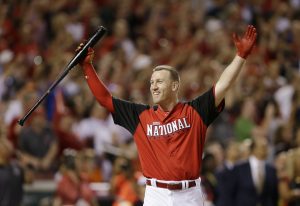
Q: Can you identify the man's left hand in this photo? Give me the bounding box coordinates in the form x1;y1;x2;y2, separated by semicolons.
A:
233;25;257;59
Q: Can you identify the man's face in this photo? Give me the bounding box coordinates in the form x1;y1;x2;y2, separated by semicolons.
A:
150;70;175;105
253;138;268;160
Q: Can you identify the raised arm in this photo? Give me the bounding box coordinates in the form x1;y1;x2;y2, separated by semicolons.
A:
79;47;114;113
214;25;257;106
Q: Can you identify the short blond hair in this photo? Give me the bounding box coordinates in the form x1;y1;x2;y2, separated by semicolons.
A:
153;65;180;82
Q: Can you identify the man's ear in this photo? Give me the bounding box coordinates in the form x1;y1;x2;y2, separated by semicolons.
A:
172;81;179;91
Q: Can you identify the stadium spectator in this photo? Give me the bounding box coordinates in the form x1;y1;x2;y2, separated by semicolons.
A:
215;141;241;206
278;149;300;206
231;137;278;206
0;132;33;206
18;109;58;175
111;157;141;206
53;149;98;206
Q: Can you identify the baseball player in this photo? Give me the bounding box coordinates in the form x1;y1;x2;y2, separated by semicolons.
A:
77;25;257;206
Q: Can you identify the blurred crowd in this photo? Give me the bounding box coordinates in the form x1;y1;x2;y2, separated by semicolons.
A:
0;0;300;205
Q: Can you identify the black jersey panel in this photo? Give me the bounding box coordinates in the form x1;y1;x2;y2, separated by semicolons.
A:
112;97;149;134
188;87;225;126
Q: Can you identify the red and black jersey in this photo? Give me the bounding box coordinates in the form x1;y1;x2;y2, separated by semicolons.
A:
112;87;224;181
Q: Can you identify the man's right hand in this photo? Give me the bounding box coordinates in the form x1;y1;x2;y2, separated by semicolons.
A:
76;43;94;65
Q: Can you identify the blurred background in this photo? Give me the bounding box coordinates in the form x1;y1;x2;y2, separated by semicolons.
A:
0;0;300;205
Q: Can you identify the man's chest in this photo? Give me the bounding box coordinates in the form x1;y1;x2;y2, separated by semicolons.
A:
145;117;191;138
138;105;202;140
135;108;205;158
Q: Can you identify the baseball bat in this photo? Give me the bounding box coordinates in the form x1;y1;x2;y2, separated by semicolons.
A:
18;26;107;126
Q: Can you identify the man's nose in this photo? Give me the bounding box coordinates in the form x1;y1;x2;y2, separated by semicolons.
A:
151;83;158;90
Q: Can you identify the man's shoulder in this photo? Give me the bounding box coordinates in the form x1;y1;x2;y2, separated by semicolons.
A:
113;97;150;108
233;159;250;169
265;162;277;171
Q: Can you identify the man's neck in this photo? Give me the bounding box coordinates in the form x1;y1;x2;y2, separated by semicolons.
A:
159;100;178;112
250;155;265;162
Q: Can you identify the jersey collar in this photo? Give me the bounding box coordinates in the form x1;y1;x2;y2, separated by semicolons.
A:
154;103;182;122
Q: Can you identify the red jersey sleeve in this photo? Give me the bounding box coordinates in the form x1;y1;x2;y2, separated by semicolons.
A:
82;63;114;113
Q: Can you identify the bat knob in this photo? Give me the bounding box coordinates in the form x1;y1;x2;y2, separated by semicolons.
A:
18;119;25;126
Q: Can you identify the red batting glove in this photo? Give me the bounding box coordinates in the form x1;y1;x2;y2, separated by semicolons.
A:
83;47;95;65
75;43;95;65
233;25;257;59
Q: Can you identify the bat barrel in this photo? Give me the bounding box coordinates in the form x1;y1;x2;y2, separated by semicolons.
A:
67;26;107;69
